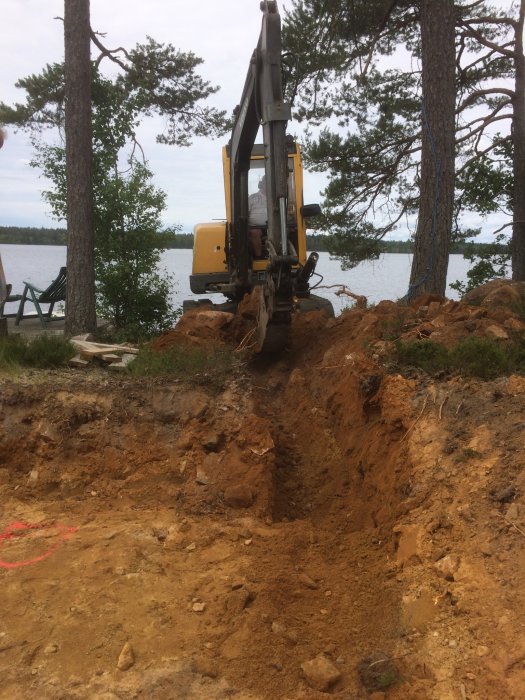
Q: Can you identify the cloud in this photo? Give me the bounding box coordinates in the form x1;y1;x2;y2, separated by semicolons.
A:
1;0;323;232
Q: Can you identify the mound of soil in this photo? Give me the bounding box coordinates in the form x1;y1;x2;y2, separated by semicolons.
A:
1;286;524;699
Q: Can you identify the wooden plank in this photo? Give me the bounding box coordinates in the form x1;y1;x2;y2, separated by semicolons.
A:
71;338;139;356
107;353;136;370
71;333;95;342
101;353;121;363
69;354;91;368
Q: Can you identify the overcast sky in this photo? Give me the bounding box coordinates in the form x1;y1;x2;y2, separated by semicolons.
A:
0;0;330;232
0;0;514;239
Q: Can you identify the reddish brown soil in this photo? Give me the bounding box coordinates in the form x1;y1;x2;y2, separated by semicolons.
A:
1;281;524;699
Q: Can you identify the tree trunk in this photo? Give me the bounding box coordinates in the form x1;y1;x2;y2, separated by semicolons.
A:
408;0;456;299
64;0;96;335
511;0;525;280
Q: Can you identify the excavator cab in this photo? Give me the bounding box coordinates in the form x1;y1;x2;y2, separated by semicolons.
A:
190;140;314;296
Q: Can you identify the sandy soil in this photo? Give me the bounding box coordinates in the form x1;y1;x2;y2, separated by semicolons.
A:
1;282;524;699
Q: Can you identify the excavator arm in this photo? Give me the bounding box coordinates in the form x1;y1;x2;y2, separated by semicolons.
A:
228;0;295;351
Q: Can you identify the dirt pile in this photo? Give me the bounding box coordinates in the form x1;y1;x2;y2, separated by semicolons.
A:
0;284;524;699
152;293;259;352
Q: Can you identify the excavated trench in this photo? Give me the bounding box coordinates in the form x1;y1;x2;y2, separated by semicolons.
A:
4;292;525;697
0;353;423;699
1;337;523;698
257;354;415;535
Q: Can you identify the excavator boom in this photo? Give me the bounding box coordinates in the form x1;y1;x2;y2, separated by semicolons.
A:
228;0;296;351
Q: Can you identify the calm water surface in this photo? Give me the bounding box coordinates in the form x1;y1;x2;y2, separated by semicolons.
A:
0;244;473;316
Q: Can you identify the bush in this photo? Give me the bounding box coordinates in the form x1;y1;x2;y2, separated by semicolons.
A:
0;335;75;369
393;334;525;379
449;336;510;379
394;339;450;373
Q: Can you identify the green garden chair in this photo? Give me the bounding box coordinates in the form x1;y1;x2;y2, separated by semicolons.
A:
15;267;67;328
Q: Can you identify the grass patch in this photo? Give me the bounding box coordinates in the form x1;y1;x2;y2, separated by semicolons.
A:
393;339;450;374
377;670;400;689
0;335;75;370
128;344;242;388
455;447;483;462
393;334;525;379
378;312;407;341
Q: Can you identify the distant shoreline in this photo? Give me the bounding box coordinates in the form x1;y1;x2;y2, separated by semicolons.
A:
0;226;508;256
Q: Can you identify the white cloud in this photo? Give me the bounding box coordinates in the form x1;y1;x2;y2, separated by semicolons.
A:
1;0;304;230
0;0;513;243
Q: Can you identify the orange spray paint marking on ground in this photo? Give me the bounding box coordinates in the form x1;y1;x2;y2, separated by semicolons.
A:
0;521;78;569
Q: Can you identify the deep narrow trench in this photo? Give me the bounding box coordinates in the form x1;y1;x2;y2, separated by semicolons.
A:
268;422;309;522
243;365;413;697
252;361;410;535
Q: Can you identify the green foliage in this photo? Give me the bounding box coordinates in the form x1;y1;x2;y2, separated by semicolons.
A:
456;137;513;216
35;141;179;336
393;339;450;373
450;233;510;296
378;311;407;341
377;670;400;690
448;336;512;378
1;63;66;130
283;0;517;268
455;447;482;462
394;335;525;379
0;335;75;369
0;226;194;248
0;226;67;245
92;159;179;336
120;37;227;146
128;344;242;389
0;39;227;145
21;71;190;337
0;36;229;337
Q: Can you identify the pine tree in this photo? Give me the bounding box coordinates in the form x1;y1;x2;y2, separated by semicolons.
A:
64;0;96;335
283;1;519;291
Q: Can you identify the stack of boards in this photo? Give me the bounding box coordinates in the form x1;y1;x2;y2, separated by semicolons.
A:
69;336;139;370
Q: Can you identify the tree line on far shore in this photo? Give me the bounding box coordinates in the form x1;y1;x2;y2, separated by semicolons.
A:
0;226;508;257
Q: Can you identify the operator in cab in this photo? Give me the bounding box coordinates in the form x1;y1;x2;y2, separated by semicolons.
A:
248;174;266;259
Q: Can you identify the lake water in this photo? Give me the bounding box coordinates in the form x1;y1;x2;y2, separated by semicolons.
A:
0;244;473;316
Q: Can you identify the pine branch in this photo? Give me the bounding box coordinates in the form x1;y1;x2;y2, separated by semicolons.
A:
457;140;501;173
456;111;512;145
90;30;131;71
458;44;513;74
458;20;515;58
460;16;518;29
458;87;515;110
361;0;400;76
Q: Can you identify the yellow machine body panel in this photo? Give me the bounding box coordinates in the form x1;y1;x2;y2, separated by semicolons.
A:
192;222;227;275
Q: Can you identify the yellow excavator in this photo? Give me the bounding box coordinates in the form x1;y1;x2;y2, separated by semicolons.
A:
186;0;333;351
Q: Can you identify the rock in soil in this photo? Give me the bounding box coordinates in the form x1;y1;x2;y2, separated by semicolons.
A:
224;484;254;508
117;642;135;671
300;654;342;692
